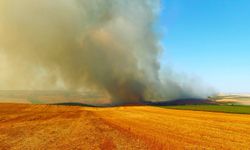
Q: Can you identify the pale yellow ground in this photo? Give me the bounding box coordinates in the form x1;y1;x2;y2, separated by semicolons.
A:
217;99;250;105
0;104;250;150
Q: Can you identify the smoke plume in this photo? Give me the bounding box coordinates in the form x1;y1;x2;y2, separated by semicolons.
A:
0;0;213;104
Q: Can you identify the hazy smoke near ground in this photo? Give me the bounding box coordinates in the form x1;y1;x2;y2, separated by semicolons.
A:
0;0;213;104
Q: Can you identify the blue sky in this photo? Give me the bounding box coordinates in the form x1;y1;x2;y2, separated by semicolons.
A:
159;0;250;93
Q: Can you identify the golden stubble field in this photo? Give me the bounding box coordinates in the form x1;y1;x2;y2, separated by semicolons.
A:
0;104;250;150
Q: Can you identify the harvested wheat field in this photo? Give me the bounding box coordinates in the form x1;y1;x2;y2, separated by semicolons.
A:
0;104;250;149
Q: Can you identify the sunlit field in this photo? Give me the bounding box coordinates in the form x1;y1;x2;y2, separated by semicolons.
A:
1;103;250;149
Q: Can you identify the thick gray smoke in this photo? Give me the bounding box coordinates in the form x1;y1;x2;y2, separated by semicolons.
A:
0;0;213;104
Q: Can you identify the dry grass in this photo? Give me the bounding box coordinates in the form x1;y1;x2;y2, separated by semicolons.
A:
0;104;250;149
213;94;250;105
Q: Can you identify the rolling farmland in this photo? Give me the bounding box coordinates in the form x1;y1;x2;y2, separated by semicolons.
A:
0;104;250;149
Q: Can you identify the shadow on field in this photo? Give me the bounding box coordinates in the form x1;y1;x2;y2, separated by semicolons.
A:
51;98;213;107
51;102;97;107
144;98;214;106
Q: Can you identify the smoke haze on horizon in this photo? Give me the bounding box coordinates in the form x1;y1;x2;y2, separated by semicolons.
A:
0;0;214;104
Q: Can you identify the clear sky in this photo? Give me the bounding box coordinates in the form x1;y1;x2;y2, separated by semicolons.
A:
159;0;250;93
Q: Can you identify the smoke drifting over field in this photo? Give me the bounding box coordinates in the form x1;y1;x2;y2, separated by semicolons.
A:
0;0;213;104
